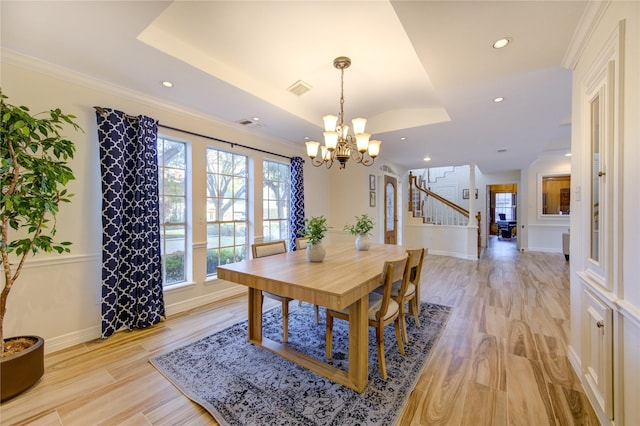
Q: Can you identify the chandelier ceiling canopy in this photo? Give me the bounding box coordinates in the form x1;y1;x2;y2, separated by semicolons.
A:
305;57;381;169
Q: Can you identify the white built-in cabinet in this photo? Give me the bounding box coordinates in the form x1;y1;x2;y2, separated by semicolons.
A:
576;19;624;422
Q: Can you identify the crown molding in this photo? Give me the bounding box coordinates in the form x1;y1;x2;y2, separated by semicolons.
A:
562;1;612;70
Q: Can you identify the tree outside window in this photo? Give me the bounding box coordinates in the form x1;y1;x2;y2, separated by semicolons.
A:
263;160;290;247
206;148;248;275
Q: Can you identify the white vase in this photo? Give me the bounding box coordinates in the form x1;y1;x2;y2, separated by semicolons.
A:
355;234;371;251
306;241;326;262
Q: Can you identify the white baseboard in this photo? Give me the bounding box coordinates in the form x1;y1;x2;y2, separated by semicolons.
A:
428;249;478;260
43;286;247;354
164;285;247;317
45;325;101;355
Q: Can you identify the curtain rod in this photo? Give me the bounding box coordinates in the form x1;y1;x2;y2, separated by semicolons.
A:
93;107;295;161
158;124;294;161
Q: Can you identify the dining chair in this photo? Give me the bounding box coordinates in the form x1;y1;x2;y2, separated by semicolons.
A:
294;237;320;323
375;248;425;344
295;237;309;250
251;240;292;342
325;255;409;380
407;247;427;328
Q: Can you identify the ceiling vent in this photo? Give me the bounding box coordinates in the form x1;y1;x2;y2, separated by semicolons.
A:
287;80;312;96
235;118;264;129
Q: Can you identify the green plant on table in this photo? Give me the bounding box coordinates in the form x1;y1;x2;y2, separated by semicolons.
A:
302;215;328;245
344;214;374;236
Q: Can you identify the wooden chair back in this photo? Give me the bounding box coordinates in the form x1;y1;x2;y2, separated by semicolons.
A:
406;247;426;285
295;237;309;250
251;240;287;259
375;255;409;321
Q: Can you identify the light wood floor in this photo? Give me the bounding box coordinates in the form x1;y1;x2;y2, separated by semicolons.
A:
1;237;598;425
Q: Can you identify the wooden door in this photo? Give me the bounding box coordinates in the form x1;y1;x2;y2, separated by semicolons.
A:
384;175;397;244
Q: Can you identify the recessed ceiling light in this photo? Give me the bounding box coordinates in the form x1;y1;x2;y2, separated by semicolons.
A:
161;81;174;88
492;38;511;49
565;152;572;157
400;137;406;141
423;156;431;162
304;136;310;140
493;97;505;103
252;117;260;121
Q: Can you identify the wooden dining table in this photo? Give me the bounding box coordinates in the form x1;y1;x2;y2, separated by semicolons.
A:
216;241;409;392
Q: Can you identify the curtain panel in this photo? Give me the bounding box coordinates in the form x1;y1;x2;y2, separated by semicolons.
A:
96;108;165;338
289;157;305;250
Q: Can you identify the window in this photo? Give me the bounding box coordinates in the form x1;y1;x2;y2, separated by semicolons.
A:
495;192;515;221
263;159;290;244
157;137;188;286
206;148;248;276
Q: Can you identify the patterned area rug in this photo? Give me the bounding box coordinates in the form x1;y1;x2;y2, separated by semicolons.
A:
150;302;451;426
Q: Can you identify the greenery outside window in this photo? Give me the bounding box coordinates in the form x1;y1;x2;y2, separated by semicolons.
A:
157;137;188;286
263;159;290;246
206;148;248;276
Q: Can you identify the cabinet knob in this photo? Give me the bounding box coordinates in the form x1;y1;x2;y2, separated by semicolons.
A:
596;320;604;328
598;171;606;177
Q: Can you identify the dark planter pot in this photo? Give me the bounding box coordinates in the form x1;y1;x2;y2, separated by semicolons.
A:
1;336;44;401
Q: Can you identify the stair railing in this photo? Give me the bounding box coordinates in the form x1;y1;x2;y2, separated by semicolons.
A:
409;171;470;226
408;171;482;259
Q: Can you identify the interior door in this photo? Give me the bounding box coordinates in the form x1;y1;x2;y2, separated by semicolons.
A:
384;175;397;244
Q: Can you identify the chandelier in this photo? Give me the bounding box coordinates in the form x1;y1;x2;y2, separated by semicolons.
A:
305;56;381;169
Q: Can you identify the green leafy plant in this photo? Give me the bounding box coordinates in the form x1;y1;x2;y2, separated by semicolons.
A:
0;89;82;354
344;214;374;236
302;215;328;245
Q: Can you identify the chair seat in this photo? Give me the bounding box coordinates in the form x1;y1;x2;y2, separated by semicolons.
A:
328;292;399;322
375;281;416;298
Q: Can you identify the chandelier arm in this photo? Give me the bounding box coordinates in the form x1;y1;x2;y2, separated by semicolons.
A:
310;157;326;167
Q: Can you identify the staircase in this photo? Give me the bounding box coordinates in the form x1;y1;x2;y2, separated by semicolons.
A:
407;171;481;259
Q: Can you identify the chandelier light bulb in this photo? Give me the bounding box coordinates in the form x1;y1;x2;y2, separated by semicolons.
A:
323;131;339;151
356;133;371;153
352;118;367;134
305;141;320;158
368;140;381;157
323;115;338;132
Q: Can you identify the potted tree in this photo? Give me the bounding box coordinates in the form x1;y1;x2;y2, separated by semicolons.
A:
302;215;328;262
344;214;374;251
1;89;81;400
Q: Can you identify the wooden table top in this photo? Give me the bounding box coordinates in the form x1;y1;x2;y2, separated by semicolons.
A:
217;242;410;311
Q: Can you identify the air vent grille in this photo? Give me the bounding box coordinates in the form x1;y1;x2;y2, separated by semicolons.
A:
287;80;312;96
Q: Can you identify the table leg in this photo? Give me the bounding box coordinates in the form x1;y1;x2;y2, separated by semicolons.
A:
248;287;263;343
348;295;368;392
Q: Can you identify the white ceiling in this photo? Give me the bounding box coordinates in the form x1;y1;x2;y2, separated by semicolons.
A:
1;0;587;173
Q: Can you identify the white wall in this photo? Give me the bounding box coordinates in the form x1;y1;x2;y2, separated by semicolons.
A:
1;52;330;352
520;155;571;253
567;1;640;423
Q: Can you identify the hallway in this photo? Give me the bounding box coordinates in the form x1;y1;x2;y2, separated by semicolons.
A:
399;235;598;424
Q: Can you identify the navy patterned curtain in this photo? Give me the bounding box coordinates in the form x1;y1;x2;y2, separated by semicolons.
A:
289;157;305;250
96;108;165;338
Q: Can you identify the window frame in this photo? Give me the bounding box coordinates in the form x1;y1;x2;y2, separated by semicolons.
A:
157;136;190;287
